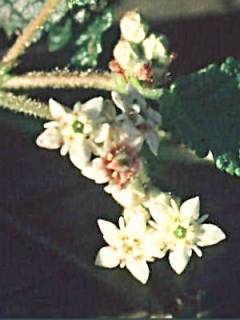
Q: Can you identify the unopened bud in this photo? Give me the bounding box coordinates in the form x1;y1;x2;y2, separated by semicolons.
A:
113;40;138;69
143;34;167;62
120;11;148;44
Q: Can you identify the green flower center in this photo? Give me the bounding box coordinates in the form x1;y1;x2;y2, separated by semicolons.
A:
174;225;187;239
72;120;84;133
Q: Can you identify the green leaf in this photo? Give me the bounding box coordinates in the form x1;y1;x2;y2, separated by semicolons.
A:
68;0;98;8
159;57;240;176
70;6;113;68
48;18;72;52
0;0;68;39
0;0;113;68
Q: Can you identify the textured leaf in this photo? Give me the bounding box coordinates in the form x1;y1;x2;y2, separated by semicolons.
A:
159;57;240;176
48;18;72;52
70;6;113;68
0;0;113;68
68;0;99;7
0;0;67;38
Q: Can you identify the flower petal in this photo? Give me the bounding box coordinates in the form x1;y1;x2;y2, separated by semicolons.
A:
126;214;146;238
97;219;120;246
49;98;66;119
180;196;200;221
169;244;192;274
148;202;174;225
111;91;126;112
143;34;166;61
60;144;69;156
94;123;110;144
81;158;109;184
120;11;147;44
144;232;166;259
126;259;149;284
81;97;103;120
147;108;162;125
146;131;159;156
192;245;202;257
36;128;62;149
121;120;143;149
95;246;119;268
197;223;226;247
69;137;91;170
128;85;146;109
43;121;58;129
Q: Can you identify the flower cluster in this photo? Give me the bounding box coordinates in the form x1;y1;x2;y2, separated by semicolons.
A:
109;11;173;83
36;86;226;284
96;196;225;283
36;86;161;204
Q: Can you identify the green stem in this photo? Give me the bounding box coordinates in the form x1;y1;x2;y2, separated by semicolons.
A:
2;71;163;100
0;91;52;120
1;0;61;69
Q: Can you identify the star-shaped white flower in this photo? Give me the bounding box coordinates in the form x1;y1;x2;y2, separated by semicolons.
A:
147;196;226;274
112;86;162;155
96;215;164;284
36;98;114;170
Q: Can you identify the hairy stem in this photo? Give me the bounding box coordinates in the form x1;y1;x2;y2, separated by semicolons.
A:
3;71;114;91
0;91;52;119
1;0;61;69
2;71;163;99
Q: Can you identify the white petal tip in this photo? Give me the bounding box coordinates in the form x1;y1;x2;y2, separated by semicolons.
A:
168;247;191;275
127;260;150;284
97;219;106;229
198;224;226;247
95;247;119;269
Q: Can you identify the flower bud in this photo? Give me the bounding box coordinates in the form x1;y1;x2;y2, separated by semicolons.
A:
113;40;138;69
143;34;167;62
120;11;148;44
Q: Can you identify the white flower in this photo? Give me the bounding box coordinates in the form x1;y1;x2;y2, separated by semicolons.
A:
36;98;114;170
73;97;115;144
113;40;139;70
112;86;162;155
96;215;164;284
120;11;148;44
148;196;226;274
143;34;167;62
36;99;91;169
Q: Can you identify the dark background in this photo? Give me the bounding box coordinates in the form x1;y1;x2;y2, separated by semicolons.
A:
1;1;240;318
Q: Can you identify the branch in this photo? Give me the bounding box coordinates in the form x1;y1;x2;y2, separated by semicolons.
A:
1;71;163;99
1;0;61;69
0;91;52;120
3;71;115;91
